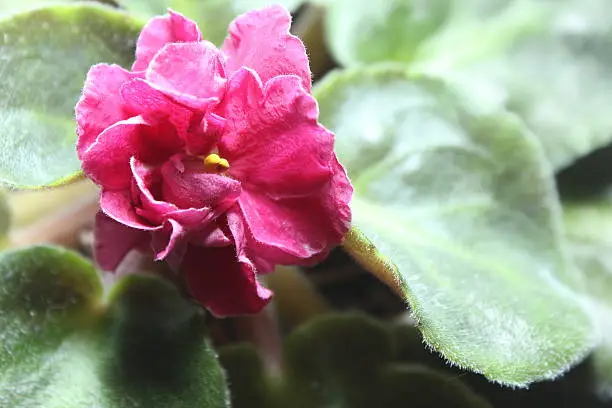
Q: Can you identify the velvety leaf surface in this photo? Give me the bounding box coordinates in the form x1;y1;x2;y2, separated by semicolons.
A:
0;246;229;407
420;0;612;170
220;314;491;408
564;199;612;399
315;65;593;385
0;0;117;16
324;0;452;67
117;0;303;45
0;4;141;188
324;0;612;169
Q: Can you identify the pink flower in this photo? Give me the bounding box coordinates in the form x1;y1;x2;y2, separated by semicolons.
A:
75;6;352;316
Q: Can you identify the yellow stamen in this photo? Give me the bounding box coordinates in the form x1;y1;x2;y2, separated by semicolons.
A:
203;153;230;172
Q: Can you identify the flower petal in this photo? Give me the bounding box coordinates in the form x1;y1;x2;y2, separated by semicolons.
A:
146;41;226;103
100;188;161;231
236;188;348;265
94;212;150;271
151;218;186;261
160;156;241;210
133;9;201;71
226;208;276;274
183;244;272;317
325;155;353;238
222;5;311;90
219;69;332;198
131;157;217;229
121;78;219;154
76;64;137;157
130;156;180;222
81;116;183;190
121;78;194;129
82;116;147;189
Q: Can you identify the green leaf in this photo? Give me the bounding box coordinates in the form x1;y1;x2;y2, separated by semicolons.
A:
315;65;594;385
220;314;491;408
324;0;612;169
0;4;142;188
116;0;304;46
413;0;612;169
564;200;612;398
0;245;229;407
323;0;452;67
0;0;118;17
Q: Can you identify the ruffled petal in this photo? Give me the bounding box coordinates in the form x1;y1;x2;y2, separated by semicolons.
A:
236;186;349;265
121;78;194;132
160;156;241;210
151;218;186;261
130;157;181;222
183;243;272;317
82;116;183;190
235;157;353;266
146;41;226;104
121;78;219;154
133;9;201;71
76;64;137;157
222;5;311;90
226;209;273;275
81;116;148;189
219;69;332;198
131;157;217;230
324;155;353;239
94;212;150;271
100;188;161;231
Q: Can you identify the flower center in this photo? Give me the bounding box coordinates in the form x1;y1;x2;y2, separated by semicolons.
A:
203;153;230;173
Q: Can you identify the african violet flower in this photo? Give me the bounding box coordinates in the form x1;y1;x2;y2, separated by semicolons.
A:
76;6;352;316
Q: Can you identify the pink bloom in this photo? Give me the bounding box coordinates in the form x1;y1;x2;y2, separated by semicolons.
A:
75;6;352;316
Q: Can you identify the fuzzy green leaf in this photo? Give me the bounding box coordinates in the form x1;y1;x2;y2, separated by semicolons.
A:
0;4;142;188
220;314;491;408
315;65;593;385
0;246;229;407
0;0;117;16
324;0;612;169
421;0;612;170
324;0;452;67
564;200;612;399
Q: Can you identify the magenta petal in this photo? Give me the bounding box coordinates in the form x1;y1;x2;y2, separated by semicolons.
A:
160;157;241;210
121;78;214;151
325;155;353;238
81;116;149;190
183;244;272;317
146;41;226;103
222;5;311;90
131;157;217;228
200;226;232;247
76;64;137;157
236;189;345;265
130;157;179;223
94;212;149;271
152;218;186;261
219;69;332;197
120;78;194;128
100;189;161;231
133;9;201;71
